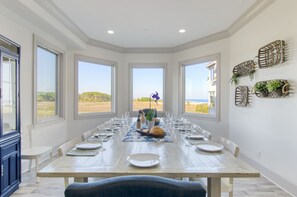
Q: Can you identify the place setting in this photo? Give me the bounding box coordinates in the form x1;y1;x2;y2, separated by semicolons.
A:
127;153;160;168
66;139;102;156
195;142;224;153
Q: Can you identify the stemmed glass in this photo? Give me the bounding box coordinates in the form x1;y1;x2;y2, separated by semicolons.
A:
97;126;107;151
185;121;192;147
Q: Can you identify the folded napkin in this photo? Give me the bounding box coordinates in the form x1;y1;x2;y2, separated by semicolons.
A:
66;148;99;156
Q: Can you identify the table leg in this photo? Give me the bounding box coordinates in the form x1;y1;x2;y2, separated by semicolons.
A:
28;160;32;172
35;157;39;183
74;177;88;182
207;177;221;197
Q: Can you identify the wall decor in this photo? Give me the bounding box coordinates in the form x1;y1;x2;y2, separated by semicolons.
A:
258;40;286;68
252;79;289;98
235;86;249;107
230;60;256;85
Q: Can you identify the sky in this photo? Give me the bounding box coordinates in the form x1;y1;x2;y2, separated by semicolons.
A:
185;62;210;100
37;47;56;92
78;61;111;94
133;68;163;99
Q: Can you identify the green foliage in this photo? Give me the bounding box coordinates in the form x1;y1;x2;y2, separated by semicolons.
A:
229;73;239;85
137;97;150;102
195;104;209;114
145;109;155;121
254;81;268;92
249;70;255;80
79;92;111;102
37;92;56;102
266;80;282;92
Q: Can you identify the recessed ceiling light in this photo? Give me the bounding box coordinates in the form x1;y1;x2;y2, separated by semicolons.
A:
107;30;114;34
179;29;186;33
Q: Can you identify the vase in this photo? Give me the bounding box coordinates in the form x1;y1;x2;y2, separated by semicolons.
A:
147;120;155;129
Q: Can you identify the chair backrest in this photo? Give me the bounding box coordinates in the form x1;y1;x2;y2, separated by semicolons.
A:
65;175;206;197
200;129;212;141
218;137;240;157
57;136;82;157
81;128;97;141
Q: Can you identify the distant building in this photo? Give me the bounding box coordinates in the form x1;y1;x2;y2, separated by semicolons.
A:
206;61;217;115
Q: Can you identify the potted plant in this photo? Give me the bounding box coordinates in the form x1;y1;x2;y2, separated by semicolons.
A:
266;80;283;96
229;73;240;85
254;81;268;97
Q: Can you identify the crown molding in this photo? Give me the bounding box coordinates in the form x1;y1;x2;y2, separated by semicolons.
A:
33;0;276;53
228;0;276;35
34;0;89;43
87;38;124;53
172;30;230;53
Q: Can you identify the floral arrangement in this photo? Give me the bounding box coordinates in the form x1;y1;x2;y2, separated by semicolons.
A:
149;91;160;108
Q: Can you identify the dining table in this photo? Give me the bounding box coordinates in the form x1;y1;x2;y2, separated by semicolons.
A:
37;118;260;197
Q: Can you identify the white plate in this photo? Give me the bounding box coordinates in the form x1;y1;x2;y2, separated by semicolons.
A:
196;143;224;152
187;135;204;140
76;141;102;150
127;153;160;168
96;132;113;137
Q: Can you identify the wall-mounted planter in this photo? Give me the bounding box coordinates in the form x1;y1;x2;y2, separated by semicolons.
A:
235;86;249;107
230;60;256;85
252;79;289;98
258;40;286;68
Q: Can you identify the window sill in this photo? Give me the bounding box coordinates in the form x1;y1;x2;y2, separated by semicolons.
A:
182;112;219;121
74;112;116;120
34;117;65;128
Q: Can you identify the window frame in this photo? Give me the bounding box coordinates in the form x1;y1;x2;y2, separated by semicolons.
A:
74;55;117;119
33;35;65;125
129;63;167;115
179;53;220;121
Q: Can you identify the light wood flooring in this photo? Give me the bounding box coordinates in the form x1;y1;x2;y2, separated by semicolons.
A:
12;157;292;197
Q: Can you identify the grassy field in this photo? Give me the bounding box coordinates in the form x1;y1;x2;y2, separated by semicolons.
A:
133;101;163;112
78;102;111;113
36;101;208;118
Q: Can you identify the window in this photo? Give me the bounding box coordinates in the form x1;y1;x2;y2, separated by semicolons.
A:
75;56;116;118
130;64;165;112
180;54;220;120
34;37;64;124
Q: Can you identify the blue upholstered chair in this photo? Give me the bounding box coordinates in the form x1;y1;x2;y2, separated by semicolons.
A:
64;175;206;197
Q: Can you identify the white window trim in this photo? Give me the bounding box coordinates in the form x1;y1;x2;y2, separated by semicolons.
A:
179;53;220;121
74;55;117;119
33;35;65;125
129;63;167;116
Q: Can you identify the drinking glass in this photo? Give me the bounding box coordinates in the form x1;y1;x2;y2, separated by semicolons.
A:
97;127;107;151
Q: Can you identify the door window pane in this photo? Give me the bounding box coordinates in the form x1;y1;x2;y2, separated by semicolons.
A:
2;56;17;134
184;61;217;116
36;46;58;122
132;68;164;112
78;61;112;114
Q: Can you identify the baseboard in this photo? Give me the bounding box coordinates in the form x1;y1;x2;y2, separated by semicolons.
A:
239;153;297;197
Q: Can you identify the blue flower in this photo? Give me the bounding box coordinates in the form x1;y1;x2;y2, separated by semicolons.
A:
151;91;160;102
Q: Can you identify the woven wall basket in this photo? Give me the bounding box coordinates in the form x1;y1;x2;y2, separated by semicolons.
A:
258;40;286;68
233;60;256;77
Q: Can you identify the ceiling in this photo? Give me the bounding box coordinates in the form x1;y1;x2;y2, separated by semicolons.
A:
49;0;256;48
0;0;274;51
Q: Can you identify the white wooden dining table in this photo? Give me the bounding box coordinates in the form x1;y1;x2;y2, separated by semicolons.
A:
37;119;259;197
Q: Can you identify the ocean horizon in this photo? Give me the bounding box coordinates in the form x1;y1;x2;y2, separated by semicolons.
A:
185;99;208;103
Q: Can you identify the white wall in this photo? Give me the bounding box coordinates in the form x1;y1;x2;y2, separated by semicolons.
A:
229;0;297;195
173;39;231;140
0;5;68;170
